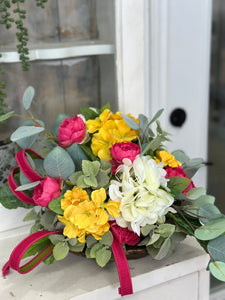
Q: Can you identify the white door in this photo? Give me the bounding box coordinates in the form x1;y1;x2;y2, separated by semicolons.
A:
116;0;212;188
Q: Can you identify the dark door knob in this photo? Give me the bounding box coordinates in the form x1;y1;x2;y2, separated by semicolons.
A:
170;108;186;127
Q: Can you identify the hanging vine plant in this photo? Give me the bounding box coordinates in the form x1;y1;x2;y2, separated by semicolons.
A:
0;0;49;115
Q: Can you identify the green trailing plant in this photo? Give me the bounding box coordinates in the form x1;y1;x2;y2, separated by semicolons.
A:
0;0;49;116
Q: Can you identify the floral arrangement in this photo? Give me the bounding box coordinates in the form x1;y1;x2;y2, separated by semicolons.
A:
1;86;225;295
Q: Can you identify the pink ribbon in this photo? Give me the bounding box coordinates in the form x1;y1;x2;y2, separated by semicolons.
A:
8;167;36;205
16;149;43;182
111;236;133;296
2;231;59;276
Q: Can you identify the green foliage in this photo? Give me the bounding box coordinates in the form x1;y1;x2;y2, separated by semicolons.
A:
198;203;221;225
167;176;191;197
51;113;69;137
10;125;45;147
99;231;113;246
69;241;85;252
44;146;75;180
69;159;111;190
96;247;112;267
53;241;69;261
172;150;190;164
80;106;99;121
48;196;64;215
0;180;33;209
0;110;14;122
209;261;225;282
185;187;206;200
22;86;35;110
208;236;225;263
23;207;38;221
67;143;89;171
194;218;225;241
121;114;139;130
183;158;204;178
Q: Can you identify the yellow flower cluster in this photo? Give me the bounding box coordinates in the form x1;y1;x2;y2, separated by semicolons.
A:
86;109;139;161
58;187;120;243
155;150;182;168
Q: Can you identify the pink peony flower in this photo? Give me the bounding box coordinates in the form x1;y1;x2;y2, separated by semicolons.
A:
57;116;86;147
110;142;141;174
33;177;61;207
165;166;195;195
110;221;140;245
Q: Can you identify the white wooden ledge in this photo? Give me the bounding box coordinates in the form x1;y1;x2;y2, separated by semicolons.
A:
0;226;209;300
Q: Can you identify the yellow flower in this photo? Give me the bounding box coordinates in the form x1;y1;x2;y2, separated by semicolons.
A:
58;187;116;242
86;109;112;133
155;150;181;168
61;187;89;210
91;117;139;161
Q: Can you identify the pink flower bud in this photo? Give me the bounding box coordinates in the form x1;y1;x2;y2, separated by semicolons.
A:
110;142;141;174
33;177;61;207
57;115;86;147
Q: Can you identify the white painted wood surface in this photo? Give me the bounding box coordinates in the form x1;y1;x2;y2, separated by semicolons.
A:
0;228;209;300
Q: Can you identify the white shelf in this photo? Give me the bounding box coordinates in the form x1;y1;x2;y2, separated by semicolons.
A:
0;227;209;300
0;40;115;63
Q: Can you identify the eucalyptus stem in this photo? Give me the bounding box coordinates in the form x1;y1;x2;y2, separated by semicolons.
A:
27;109;58;143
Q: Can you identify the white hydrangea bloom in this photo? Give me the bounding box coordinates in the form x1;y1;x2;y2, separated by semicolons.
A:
109;155;174;235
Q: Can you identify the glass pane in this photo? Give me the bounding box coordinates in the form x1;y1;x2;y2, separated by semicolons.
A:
0;56;102;141
0;0;98;47
209;0;225;291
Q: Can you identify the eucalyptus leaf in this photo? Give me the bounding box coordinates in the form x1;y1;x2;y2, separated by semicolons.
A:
198;203;221;225
194;218;225;241
67;143;89;171
209;261;225;282
185;187;206;200
121;114;139;130
15;180;41;191
20;171;31;186
11;126;44;142
183;158;204;177
44;146;75;180
22;86;35;110
172;150;190;164
0;111;14;122
208;236;225;263
95;248;112;267
53;242;69;260
51;113;69;137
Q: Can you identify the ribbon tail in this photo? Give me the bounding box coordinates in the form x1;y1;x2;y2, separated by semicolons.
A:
111;236;133;296
2;261;10;276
